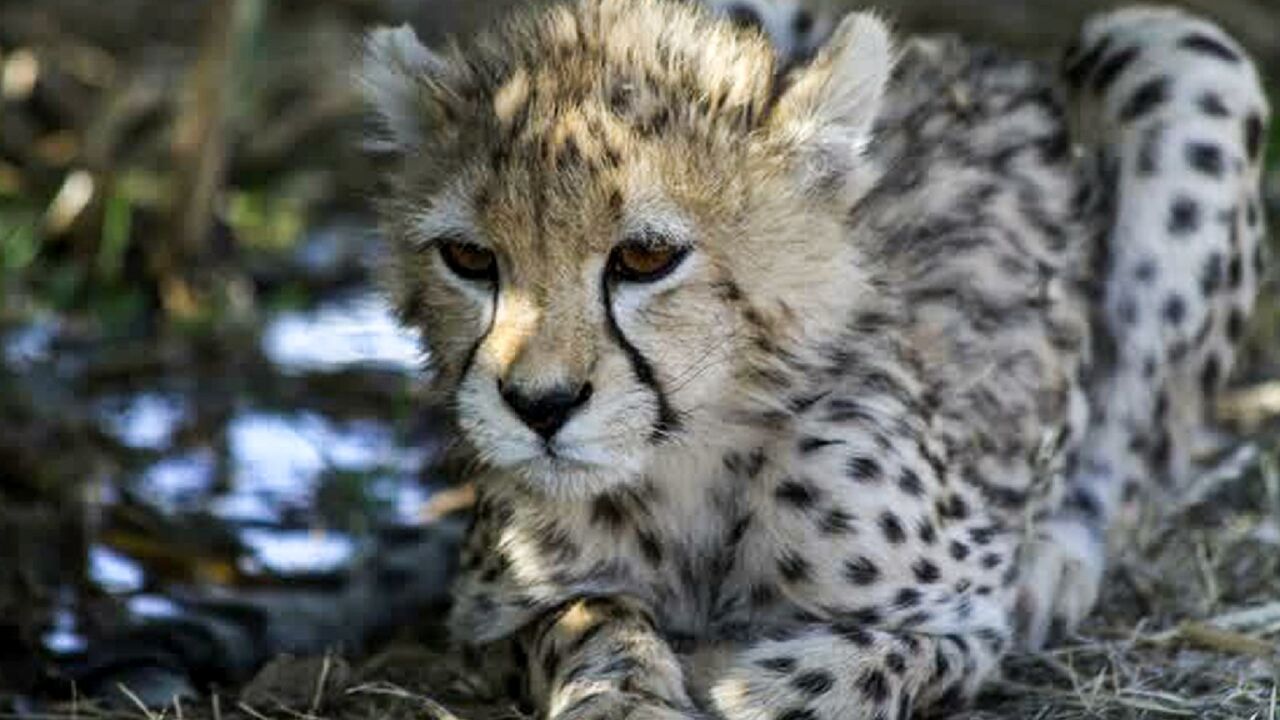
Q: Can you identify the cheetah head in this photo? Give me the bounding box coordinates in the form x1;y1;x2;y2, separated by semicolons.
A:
363;0;893;498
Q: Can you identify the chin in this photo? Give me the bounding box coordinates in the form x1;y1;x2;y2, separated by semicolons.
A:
503;446;647;500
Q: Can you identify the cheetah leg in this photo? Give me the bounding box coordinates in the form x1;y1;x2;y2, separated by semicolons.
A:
522;597;701;720
706;624;1005;720
1016;6;1271;650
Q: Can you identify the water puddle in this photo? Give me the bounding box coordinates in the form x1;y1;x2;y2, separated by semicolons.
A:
5;285;454;680
262;292;422;373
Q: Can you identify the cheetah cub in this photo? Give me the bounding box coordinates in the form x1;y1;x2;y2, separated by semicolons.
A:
361;1;1269;717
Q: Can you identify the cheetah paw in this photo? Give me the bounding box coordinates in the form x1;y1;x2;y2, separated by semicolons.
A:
552;692;704;720
1015;517;1106;650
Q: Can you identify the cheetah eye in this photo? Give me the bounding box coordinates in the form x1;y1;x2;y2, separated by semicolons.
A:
609;238;690;283
438;238;498;282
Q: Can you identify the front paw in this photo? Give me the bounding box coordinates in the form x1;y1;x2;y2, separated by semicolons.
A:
1015;517;1105;650
553;691;705;720
709;657;879;720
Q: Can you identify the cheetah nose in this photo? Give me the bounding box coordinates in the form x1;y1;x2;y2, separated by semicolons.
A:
725;3;764;33
500;381;594;439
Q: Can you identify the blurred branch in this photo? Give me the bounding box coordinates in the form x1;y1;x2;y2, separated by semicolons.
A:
161;0;242;317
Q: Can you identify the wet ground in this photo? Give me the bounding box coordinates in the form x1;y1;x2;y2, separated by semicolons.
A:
0;222;465;704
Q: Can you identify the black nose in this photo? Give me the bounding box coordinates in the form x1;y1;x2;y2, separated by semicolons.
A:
725;3;763;33
500;381;594;439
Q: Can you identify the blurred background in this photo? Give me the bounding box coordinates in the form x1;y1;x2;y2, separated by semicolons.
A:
0;0;1277;717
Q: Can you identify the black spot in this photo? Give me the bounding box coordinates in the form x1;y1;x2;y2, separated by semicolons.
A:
1152;429;1172;470
879;511;907;544
1092;47;1141;93
1134;259;1158;282
917;519;938;545
886;652;907;675
1247;199;1259;228
1201;252;1224;295
1245;113;1264;161
535;525;580;563
1198;91;1230;118
848;455;883;483
1168;196;1201;236
791;670;835;697
819;508;855;535
898;467;925;496
757;656;797;674
776;478;819;509
981;552;1003;569
1037;130;1071;164
970;526;997;545
1064;36;1113;88
834;622;874;647
894;587;923;608
750;583;778;607
798;436;843;454
1179;32;1242;64
1163;294;1186;325
913;558;941;583
1227;307;1246;342
1065;487;1102;521
845;556;881;586
1200;356;1221;395
1137;122;1164;175
724;447;768;478
1119;77;1170;123
949;540;971;561
849;606;882;625
858;669;890;703
939;494;970;520
638;530;664;566
897;694;913;720
590;494;626;529
778;551;812;583
1186;141;1225;177
1229;253;1244;289
932;647;951;680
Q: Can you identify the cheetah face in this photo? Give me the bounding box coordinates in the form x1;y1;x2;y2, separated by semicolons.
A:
362;0;892;498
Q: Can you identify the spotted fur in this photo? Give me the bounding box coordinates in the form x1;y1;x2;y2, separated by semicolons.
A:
360;1;1269;717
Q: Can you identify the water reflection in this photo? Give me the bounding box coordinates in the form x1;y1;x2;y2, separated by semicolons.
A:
262;292;422;373
238;528;357;576
98;393;188;451
15;286;449;665
88;546;145;594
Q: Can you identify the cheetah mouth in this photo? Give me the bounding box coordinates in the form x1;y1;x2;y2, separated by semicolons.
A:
535;442;612;469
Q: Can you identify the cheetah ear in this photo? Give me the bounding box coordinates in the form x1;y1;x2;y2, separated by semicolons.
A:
359;24;451;152
769;12;894;161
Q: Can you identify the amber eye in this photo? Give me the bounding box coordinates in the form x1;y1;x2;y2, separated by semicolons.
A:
609;241;690;283
438;240;497;282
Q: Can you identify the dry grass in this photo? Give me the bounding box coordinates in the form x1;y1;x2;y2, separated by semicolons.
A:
16;423;1278;720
